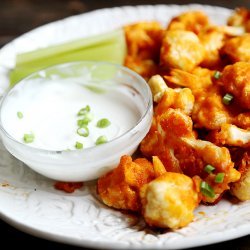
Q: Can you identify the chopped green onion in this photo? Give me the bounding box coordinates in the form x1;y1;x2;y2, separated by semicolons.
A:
204;164;215;174
95;135;107;145
222;93;234;105
77;126;89;137
214;71;221;79
77;105;90;116
215;173;225;183
97;118;111;128
17;111;23;119
200;181;215;198
75;141;83;149
23;133;34;143
78;118;90;127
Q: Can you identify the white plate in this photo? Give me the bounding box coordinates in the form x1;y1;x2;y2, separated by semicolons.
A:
0;4;249;249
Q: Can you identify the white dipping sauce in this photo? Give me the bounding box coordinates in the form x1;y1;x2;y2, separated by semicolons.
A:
1;78;140;151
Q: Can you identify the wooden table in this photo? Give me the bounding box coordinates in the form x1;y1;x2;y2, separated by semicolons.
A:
0;1;249;249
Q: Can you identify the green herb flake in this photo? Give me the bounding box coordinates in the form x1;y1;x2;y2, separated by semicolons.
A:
77;105;90;116
200;181;215;198
213;71;221;79
75;141;83;149
97;118;111;128
204;164;215;174
23;133;34;143
215;173;225;183
95;135;107;145
222;93;234;105
77;126;89;137
17;111;23;119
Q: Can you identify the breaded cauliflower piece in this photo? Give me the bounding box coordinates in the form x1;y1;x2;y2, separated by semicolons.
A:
160;30;205;72
148;75;168;103
140;172;199;229
165;67;213;92
124;22;164;79
231;151;250;201
164;68;233;129
208;124;250;147
97;155;155;211
228;7;250;32
151;78;194;116
220;62;250;109
167;11;210;34
141;108;240;203
221;34;250;63
198;27;225;68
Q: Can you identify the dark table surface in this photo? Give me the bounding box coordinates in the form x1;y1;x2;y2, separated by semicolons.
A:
0;0;250;249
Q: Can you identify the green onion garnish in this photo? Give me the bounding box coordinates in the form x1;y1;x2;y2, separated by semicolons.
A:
23;133;34;143
214;71;221;79
97;118;111;128
95;135;107;145
204;164;215;174
222;93;234;105
77;105;90;116
200;181;215;198
17;111;23;119
75;141;83;149
215;173;225;183
77;126;89;137
78;118;90;127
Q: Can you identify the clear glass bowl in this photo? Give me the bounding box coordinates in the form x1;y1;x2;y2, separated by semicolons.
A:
0;61;153;181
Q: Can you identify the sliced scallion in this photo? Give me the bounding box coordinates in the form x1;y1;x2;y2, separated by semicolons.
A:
77;126;89;137
215;173;225;183
200;181;215;198
77;105;90;116
204;164;215;174
23;133;34;143
17;111;23;119
222;93;234;105
95;135;107;145
77;118;90;127
97;118;111;128
214;71;221;79
75;141;83;149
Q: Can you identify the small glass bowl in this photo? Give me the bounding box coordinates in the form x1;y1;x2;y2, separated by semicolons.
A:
0;61;153;181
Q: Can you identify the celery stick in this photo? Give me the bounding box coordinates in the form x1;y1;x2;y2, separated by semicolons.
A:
10;41;125;85
10;29;127;85
16;29;125;66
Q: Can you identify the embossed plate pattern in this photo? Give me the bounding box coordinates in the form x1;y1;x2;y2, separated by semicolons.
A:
0;4;249;249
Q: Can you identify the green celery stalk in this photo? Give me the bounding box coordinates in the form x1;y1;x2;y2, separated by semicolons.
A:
10;29;127;85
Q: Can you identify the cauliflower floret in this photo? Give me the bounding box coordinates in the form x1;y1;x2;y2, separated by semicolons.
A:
160;30;205;72
97;155;155;211
124;22;164;79
221;34;250;63
198;27;225;68
140;172;199;229
227;7;250;32
148;75;168;103
167;11;210;34
208;124;250;147
165;67;213;92
153;83;195;116
231;151;250;201
141;108;240;203
220;62;250;109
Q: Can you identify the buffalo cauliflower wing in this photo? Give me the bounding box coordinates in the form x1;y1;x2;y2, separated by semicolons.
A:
221;34;250;63
97;155;156;211
231;151;250;201
160;30;205;72
140;172;199;229
141;108;240;203
220;62;250;109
